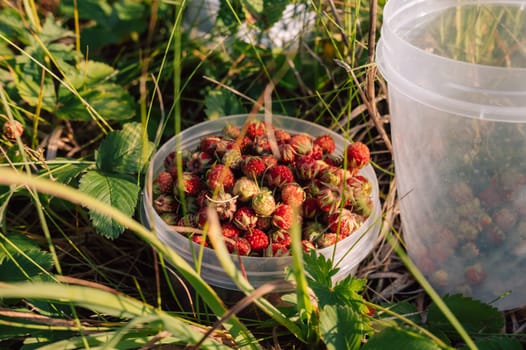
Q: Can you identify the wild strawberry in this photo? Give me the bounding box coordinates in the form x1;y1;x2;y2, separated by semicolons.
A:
318;166;342;186
261;154;279;168
206;164;235;192
177;214;196;228
154;194;178;213
185;151;213;174
303;221;325;242
301;240;316;252
279;143;296;164
226;237;251;256
252;190;276;217
241;156;267;179
272;243;290;256
222;123;240;139
323;154;343;167
272;203;294;230
192;234;208;247
274;129;291;144
460;241;480;259
327;208;362;237
222;148;243;169
174;172;202;196
233;177;259;202
281;182;306;208
209;191;237;221
308;144;324;160
295;156;320;180
493;207;517;231
195;207;209;228
302;197;318;219
346;141;370;173
160;212;178;225
290;133;313;155
246;119;266;138
3;120;24;140
233;206;258;230
221;222;240;239
253;136;272;155
271;229;292;247
351;191;374;217
246;228;269;251
430;270;449;288
316;233;339;248
255;215;272;230
155;171;174;194
315;186;342;213
265;165;294;188
164;151;177;170
464;263;486;285
314;134;335;154
199;135;223;154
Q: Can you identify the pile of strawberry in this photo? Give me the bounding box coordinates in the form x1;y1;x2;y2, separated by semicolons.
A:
152;118;373;257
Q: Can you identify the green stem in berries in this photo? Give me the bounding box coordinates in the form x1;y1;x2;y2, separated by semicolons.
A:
385;227;477;350
0;169;260;350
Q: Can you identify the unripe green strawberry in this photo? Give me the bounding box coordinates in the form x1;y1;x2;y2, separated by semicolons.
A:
233;206;258;230
318;166;342;186
206;164;235;192
233;177;259;202
346;141;370;173
245;228;269;251
222;123;241;139
303;221;325;242
222;148;243;169
252;190;276;216
316;232;339;248
290;133;313;155
160;212;178;225
352;191;374;217
272;203;294;230
154;194;178;213
281;183;306;208
226;237;251;255
265;165;294;188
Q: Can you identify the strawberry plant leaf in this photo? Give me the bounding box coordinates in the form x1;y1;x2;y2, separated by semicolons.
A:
427;294;505;339
0;233;54;282
319;304;364;350
464;336;523;350
363;327;441;350
96;122;153;175
78;170;139;239
204;89;246;120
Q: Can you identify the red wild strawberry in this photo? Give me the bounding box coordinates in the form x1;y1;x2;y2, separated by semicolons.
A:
185;151;213;174
301;240;316;252
155;171;174;194
3;120;24;140
195;207;209;228
252;190;276;217
302;197;318;219
233;206;258;230
272;203;294;230
272;243;290;256
174;172;202;196
346;141;370;173
316;233;339;248
246;119;266;138
315;186;342;213
246;228;269;251
221;222;240;239
261;154;279;168
164;151;177;170
253;136;272;155
266;165;294;188
192;234;208;247
274;129;291;144
328;208;362;237
241;156;267;179
281;182;306;208
255;215;272;230
289;133;313;155
272;229;292;247
206;164;235;192
308;144;324;160
314;134;336;154
199;135;223;154
226;237;251;255
295;156;320;180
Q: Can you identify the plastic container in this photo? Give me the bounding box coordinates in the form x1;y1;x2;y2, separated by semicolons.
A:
141;114;381;291
377;0;526;310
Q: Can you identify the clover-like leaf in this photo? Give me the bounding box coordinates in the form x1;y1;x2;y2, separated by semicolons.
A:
78;170;139;239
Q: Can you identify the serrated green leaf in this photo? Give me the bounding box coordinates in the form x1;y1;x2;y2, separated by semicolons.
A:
427;294;505;339
363;327;441;350
96;123;153;175
320;304;364;350
0;233;54;282
68;60;116;87
379;301;420;324
204;89;246;120
466;336;523;350
78;171;139;239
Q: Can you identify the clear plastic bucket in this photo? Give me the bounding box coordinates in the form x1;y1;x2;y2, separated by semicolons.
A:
377;0;526;309
141;114;381;291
